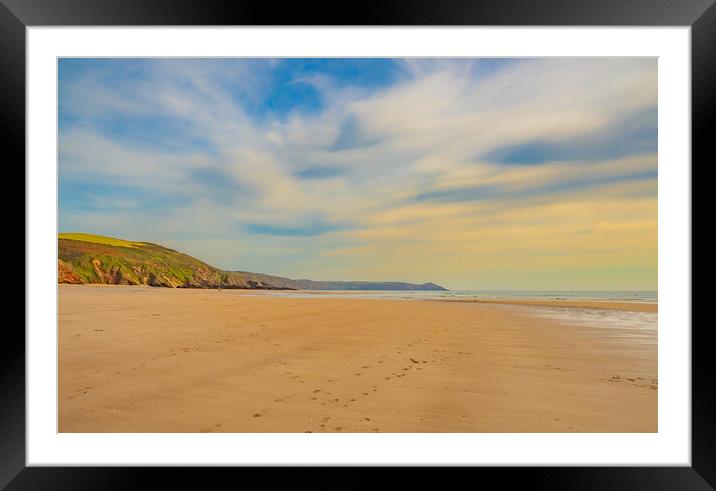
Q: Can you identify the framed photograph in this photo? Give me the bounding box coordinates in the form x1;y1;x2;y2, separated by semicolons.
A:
4;0;712;486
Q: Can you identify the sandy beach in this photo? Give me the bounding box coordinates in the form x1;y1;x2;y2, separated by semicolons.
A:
58;285;657;433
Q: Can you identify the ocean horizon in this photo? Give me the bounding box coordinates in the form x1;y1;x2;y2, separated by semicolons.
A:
244;289;658;303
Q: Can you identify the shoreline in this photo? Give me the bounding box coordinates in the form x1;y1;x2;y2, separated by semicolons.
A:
432;298;657;313
58;283;657;313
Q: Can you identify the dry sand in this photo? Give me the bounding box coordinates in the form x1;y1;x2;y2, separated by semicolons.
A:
59;285;657;433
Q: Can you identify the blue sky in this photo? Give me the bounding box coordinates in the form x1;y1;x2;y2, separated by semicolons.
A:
58;58;657;289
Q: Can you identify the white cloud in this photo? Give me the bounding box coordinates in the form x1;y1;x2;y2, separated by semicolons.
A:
59;58;657;287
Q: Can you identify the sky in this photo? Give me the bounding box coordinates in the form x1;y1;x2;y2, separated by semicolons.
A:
58;58;657;290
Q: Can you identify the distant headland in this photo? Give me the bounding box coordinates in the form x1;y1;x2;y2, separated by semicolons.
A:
58;233;447;291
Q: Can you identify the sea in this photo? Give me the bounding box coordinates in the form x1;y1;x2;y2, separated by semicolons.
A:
247;289;658;340
249;289;657;303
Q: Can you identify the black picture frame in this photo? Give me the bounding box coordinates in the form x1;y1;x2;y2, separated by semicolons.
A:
2;0;712;487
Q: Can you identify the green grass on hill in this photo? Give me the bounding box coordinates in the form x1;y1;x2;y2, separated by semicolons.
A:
57;232;446;290
58;233;224;287
58;233;145;249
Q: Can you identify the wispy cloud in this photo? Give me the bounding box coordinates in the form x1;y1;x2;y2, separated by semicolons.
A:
59;58;657;289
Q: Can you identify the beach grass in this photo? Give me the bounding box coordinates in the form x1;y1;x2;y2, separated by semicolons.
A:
59;232;145;249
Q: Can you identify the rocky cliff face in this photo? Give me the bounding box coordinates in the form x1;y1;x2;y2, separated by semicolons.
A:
58;259;84;284
58;234;447;291
59;237;261;288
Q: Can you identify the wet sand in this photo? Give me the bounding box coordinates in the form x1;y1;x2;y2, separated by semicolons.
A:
440;297;657;313
58;285;657;433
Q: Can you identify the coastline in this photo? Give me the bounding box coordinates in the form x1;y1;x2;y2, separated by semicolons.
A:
433;298;657;313
205;287;658;313
123;285;657;309
59;285;657;433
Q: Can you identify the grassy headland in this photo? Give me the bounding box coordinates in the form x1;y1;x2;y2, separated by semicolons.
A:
58;233;446;291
